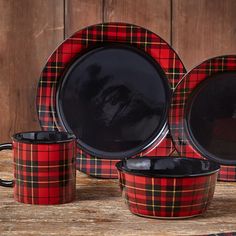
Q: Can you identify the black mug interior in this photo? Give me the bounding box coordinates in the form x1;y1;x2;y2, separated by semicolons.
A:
13;131;75;144
116;157;220;177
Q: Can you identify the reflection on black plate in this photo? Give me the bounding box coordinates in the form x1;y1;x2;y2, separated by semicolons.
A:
57;44;170;158
186;72;236;164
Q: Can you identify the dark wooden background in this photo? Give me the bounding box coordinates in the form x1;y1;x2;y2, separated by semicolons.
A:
0;0;236;142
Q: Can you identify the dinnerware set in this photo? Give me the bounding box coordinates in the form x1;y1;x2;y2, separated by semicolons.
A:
0;22;235;219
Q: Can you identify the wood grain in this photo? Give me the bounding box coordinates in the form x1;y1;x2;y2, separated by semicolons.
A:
1;0;236;145
65;0;103;37
0;0;64;143
172;0;236;70
104;0;171;43
0;151;236;236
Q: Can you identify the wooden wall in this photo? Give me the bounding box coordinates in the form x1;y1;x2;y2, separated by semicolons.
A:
0;0;236;142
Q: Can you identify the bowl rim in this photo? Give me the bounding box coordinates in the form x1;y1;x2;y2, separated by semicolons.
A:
116;156;220;178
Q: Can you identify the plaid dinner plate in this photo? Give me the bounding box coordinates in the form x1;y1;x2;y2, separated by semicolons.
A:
37;22;186;178
169;55;236;182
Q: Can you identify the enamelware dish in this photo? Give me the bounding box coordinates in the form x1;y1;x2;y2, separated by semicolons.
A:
169;55;236;181
116;157;220;218
0;131;76;204
37;22;186;178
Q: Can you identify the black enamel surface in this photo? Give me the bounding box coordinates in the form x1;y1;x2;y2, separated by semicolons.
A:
13;131;75;144
186;72;236;165
57;44;170;159
116;157;220;177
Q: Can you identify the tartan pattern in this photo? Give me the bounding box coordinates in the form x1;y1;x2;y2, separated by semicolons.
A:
169;55;236;182
37;22;186;178
13;140;76;204
76;129;176;178
76;147;119;178
218;165;236;182
117;169;218;218
76;136;175;179
145;133;175;156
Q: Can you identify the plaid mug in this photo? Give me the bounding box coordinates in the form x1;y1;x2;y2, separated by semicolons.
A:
0;131;76;205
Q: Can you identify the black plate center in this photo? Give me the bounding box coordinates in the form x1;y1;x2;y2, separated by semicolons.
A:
186;72;236;165
57;44;169;159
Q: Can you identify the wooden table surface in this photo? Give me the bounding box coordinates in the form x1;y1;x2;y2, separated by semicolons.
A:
0;151;236;236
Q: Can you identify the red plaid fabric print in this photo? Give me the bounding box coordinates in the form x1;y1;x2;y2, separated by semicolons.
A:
117;170;218;218
76;147;119;179
145;133;176;156
13;140;76;204
37;23;186;178
218;165;236;182
76;132;176;179
169;56;236;182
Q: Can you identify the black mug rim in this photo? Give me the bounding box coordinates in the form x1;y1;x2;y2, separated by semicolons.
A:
116;156;220;178
12;131;76;144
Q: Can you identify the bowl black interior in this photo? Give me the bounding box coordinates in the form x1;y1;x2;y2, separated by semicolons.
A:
13;131;75;144
116;157;220;177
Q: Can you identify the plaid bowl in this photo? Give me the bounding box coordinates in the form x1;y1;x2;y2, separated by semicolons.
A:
116;157;220;219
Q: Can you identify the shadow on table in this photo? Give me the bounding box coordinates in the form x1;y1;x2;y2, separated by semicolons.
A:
75;185;121;201
203;195;236;219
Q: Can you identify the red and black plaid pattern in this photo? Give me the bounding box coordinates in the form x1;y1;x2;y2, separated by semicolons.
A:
117;170;218;218
37;23;186;178
76;130;176;179
217;165;236;182
13;140;76;204
145;133;176;157
76;147;119;178
169;56;236;182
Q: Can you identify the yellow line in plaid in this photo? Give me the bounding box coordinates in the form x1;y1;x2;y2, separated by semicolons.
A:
41;125;57;129
126;199;208;208
15;178;74;183
122;183;213;193
99;24;140;29
83;172;117;176
39;81;58;84
171;178;176;217
14;163;73;168
166;72;185;74
70;38;167;45
194;68;235;71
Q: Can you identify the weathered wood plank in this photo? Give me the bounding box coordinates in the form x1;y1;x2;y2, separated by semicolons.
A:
0;0;64;142
0;151;236;236
172;0;236;70
65;0;103;37
104;0;171;43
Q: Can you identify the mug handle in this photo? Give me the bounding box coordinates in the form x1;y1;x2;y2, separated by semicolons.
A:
0;143;14;187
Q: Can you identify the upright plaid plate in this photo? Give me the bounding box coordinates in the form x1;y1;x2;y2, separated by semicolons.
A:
37;23;186;178
169;55;236;181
